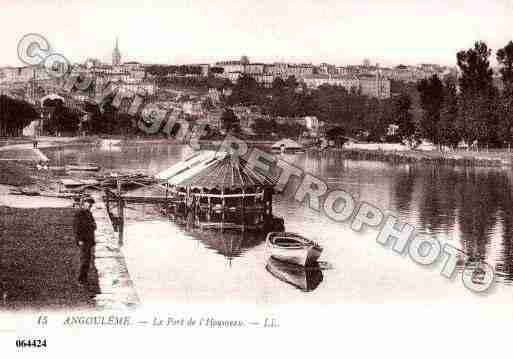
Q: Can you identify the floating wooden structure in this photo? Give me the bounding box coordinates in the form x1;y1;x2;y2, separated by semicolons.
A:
103;150;283;246
157;150;280;231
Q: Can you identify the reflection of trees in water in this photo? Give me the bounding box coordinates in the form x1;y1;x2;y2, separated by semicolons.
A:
417;166;458;234
455;169;502;264
393;165;416;215
495;172;513;282
392;165;513;283
302;152;346;183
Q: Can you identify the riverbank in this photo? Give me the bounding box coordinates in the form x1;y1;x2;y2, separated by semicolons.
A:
0;158;139;310
3;135;512;169
0;206;99;311
0;136;97;150
0;162;35;186
326;147;513;168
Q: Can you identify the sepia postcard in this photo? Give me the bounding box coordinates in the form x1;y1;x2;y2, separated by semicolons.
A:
1;0;513;357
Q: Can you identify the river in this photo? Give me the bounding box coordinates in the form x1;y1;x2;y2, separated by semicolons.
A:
45;143;513;305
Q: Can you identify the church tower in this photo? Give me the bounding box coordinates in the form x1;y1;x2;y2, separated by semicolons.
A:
112;37;121;66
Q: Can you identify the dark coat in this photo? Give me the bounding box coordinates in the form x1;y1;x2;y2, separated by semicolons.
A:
74;209;97;246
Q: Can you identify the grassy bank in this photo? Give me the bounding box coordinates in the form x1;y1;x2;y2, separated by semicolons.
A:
0;206;99;311
0;162;35;186
338;148;512;167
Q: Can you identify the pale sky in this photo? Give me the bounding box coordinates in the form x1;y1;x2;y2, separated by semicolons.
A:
1;0;512;67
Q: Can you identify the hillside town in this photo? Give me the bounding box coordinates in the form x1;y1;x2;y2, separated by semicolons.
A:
0;37;462;143
4;4;513;358
1;35;513;154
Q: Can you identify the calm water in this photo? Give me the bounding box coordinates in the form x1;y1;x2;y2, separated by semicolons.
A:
46;144;513;304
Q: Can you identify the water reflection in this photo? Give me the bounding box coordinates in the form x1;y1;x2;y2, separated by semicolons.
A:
185;227;267;264
266;257;323;292
45;145;513;287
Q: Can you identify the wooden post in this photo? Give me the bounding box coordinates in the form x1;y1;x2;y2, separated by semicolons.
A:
221;188;225;231
207;192;211;223
269;191;273;216
241;188;245;232
193;193;198;227
117;178;124;247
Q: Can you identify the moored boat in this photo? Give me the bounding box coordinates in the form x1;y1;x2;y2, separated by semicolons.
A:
65;163;101;172
266;232;323;267
60;178;100;188
100;139;121;148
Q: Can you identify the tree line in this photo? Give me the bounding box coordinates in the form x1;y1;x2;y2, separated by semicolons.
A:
227;40;513;149
417;41;513;148
146;65;224;77
0;95;38;137
226;74;412;142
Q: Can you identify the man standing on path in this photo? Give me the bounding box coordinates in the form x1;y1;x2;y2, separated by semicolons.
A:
74;198;97;285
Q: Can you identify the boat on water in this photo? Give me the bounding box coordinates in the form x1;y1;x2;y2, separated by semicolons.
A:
266;257;323;292
266;232;323;267
60;178;100;188
65;163;101;172
271;139;305;154
100;139;122;147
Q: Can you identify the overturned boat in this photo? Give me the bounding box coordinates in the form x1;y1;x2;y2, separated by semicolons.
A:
266;232;323;267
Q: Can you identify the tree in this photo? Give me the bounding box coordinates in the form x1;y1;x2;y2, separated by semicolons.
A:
457;41;497;145
439;79;460;148
326;126;347;147
394;94;418;146
417;75;444;144
271;77;286;93
240;55;250;65
251;118;276;137
497;41;513;95
496;41;513;145
284;76;299;89
0;95;37;136
227;74;261;106
457;41;494;95
221;108;240;132
210;66;224;75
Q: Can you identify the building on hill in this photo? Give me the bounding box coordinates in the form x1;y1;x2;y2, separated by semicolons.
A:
112;37;122;66
301;73;390;99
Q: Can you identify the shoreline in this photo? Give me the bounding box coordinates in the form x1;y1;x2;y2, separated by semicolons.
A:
335;148;512;168
2;136;512;169
0;176;139;310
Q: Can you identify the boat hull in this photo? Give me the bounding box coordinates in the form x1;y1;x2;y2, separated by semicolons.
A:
65;164;101;172
266;232;323;267
268;245;322;266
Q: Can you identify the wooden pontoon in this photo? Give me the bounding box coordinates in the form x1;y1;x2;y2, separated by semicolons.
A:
102;150;283;247
157;150;282;231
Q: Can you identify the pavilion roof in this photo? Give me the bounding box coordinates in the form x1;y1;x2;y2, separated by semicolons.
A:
156;150;276;190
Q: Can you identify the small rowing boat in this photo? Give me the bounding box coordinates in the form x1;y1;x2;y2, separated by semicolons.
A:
60;178;100;188
65;163;101;172
265;232;323;267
